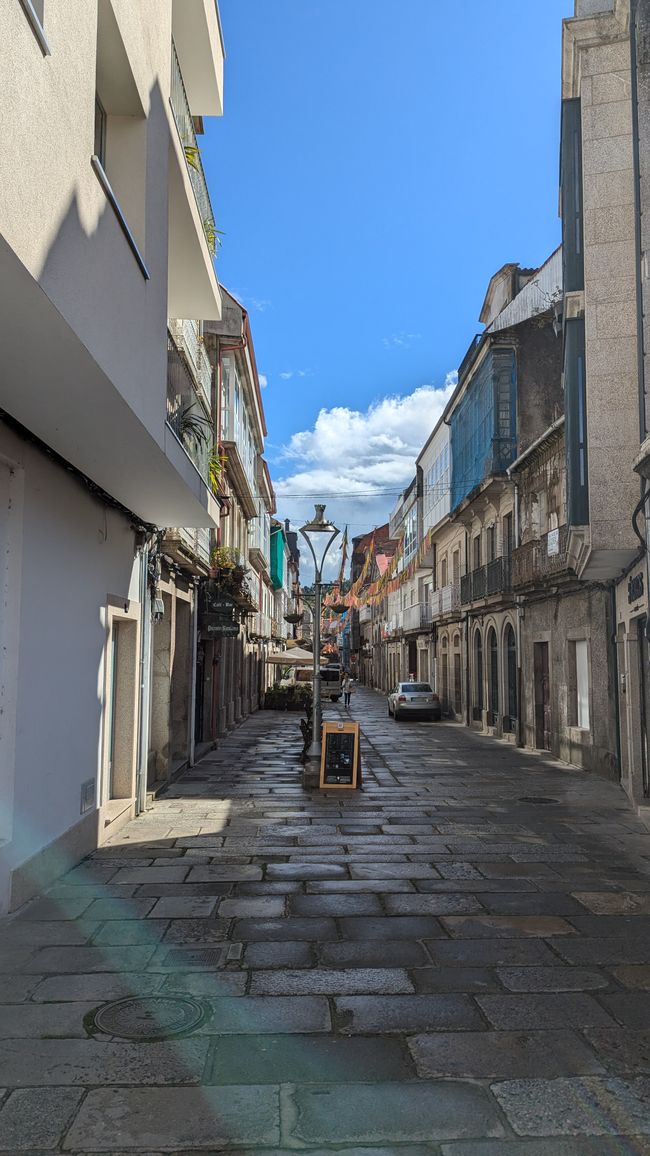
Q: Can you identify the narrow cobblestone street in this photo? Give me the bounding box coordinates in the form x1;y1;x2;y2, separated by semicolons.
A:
3;687;650;1152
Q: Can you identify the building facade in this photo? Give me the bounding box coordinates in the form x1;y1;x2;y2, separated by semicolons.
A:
0;0;225;911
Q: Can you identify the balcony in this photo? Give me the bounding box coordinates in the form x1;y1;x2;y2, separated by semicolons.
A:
431;581;461;618
402;602;433;633
512;526;572;589
164;526;211;572
168;41;221;319
168;319;212;411
359;606;372;624
167;330;214;485
172;0;225;117
461;558;512;605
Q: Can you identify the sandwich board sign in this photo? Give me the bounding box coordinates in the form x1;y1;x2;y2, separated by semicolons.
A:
319;721;361;790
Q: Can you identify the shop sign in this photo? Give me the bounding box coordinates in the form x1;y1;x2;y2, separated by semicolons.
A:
200;617;240;639
628;571;645;605
547;528;560;556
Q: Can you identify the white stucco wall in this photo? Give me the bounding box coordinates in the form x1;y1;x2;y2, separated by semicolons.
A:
0;425;139;910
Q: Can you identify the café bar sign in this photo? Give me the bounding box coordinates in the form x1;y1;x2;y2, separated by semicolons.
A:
199;582;239;640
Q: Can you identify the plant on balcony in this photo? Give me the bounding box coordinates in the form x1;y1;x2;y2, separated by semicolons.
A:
169;404;212;448
208;451;227;496
202;216;225;258
184;144;201;172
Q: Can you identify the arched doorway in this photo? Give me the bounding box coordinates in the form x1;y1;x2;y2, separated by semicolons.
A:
488;627;499;726
504;623;517;733
473;630;483;722
453;632;462;715
440;635;449;714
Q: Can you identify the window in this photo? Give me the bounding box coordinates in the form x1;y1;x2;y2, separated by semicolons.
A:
473;535;481;572
569;639;590;730
452;549;460;582
18;0;49;54
94;96;107;168
487;525;496;562
575;640;590;729
503;512;514;557
440;557;448;588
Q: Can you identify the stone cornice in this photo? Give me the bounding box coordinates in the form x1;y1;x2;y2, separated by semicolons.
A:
562;1;630;100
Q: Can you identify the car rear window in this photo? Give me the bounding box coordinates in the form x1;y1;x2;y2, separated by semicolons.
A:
400;683;433;693
321;668;341;682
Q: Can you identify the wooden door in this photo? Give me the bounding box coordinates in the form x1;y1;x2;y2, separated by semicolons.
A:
534;641;551;750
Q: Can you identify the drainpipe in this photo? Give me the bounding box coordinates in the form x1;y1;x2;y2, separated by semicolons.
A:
135;537;153;814
631;0;647;448
188;578;199;767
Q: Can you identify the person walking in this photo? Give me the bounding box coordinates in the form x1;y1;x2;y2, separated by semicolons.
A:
342;672;354;710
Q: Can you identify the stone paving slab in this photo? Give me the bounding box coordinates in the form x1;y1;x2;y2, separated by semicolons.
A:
0;1086;83;1151
0;1038;210;1085
208;1033;416;1084
410;1029;605;1078
63;1086;281;1150
335;994;484;1033
491;1076;650;1136
283;1082;505;1145
5;689;650;1150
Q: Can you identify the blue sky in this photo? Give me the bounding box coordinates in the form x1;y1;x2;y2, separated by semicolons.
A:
204;0;573;554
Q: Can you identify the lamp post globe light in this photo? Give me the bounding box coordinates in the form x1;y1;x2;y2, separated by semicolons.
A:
299;505;340;772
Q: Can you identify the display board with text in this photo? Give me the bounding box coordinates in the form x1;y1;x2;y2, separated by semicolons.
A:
319;721;361;790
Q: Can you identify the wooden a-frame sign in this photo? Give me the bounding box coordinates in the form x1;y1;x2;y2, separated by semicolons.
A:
319;721;361;790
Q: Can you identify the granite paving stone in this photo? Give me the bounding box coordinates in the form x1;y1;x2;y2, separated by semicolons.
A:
409;1030;605;1079
62;1086;281;1150
4;688;650;1150
288;893;383;916
0;1038;211;1085
0;1087;83;1151
318;940;429;968
200;995;331;1033
249;967;415;995
496;965;610;992
335;994;484;1033
243;941;314;968
477;993;617;1029
338;915;445;939
440;914;577;938
596;993;650;1028
284;1082;505;1145
233;917;338;941
208;1033;415;1084
410;966;501;993
491;1076;650;1136
582;1027;650;1073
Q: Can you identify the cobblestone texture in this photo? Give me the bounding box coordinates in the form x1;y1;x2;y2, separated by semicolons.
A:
2;687;650;1149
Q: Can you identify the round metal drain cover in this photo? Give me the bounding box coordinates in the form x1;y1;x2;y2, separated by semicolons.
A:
93;996;205;1040
518;796;559;805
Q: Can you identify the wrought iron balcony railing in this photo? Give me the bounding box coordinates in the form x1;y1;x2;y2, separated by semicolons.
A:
461;557;512;605
170;40;219;258
512;525;570;588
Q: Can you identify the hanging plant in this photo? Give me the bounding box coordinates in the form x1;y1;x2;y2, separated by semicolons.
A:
184;144;201;172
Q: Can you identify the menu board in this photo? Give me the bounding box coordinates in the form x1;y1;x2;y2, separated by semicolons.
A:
320;722;361;790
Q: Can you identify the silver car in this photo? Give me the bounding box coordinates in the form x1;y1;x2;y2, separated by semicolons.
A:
387;681;441;721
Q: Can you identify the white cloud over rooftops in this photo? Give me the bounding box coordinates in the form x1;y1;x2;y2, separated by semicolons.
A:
272;379;456;581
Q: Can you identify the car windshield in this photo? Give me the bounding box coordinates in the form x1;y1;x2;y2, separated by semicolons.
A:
400;683;432;693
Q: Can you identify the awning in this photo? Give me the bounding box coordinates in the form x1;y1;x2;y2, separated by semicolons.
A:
266;645;315;666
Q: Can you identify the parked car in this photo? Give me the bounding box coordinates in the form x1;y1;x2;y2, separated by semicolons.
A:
387;681;441;721
280;663;342;702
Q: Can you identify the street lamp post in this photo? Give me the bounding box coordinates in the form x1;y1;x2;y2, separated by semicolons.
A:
299;505;340;781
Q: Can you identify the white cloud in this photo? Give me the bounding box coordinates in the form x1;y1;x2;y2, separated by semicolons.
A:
249;297;271;313
381;332;422;350
272;377;457;582
259;374;268;389
279;369;313;381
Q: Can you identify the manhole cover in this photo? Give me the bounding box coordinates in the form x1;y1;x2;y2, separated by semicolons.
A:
93;996;205;1040
518;796;559;805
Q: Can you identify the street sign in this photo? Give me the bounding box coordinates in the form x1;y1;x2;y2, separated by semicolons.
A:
320;721;361;790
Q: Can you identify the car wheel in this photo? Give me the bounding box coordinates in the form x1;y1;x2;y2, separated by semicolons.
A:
387;703;392;716
394;710;401;721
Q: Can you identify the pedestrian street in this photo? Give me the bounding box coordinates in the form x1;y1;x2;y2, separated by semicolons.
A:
2;687;650;1152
